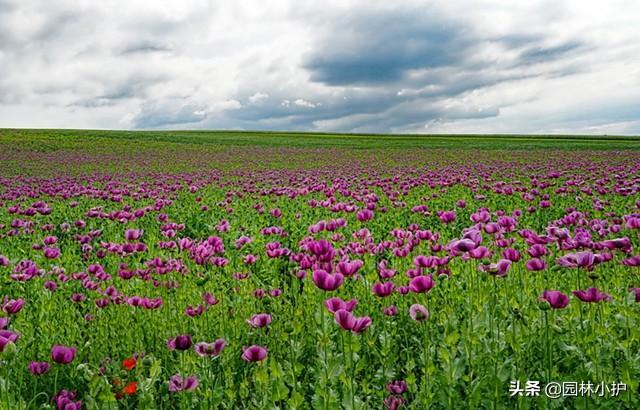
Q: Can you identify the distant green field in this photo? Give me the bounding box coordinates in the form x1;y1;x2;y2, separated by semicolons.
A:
2;128;640;151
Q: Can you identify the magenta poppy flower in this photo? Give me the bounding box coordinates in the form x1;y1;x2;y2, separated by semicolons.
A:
409;304;429;322
409;275;435;293
502;248;521;262
351;316;372;334
336;260;364;276
383;305;399;316
572;288;612;303
387;380;408;394
324;297;357;314
54;390;82;410
241;345;268;362
194;339;226;357
247;313;272;328
629;288;640;302
51;345;76;364
372;282;395;297
334;309;371;333
43;248;61;259
167;334;193;351
168;374;199;392
539;290;570;309
622;256;640;267
28;361;51;376
124;229;143;241
384;395;405;409
437;210;456;224
334;309;356;331
525;258;547;271
312;269;344;291
0;330;20;352
0;317;8;329
202;292;219;305
185;305;205;317
2;298;24;315
479;259;511;277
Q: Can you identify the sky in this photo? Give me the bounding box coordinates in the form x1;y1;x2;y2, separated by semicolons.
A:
1;0;639;134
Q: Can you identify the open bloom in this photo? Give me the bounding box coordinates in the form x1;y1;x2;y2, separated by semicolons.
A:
372;282;395;297
572;288;612;303
51;345;76;364
333;309;372;334
195;339;226;357
28;361;51;376
2;298;24;315
242;345;268;362
409;304;430;322
167;334;193;351
387;380;408;394
409;275;435;293
247;313;272;328
0;330;20;352
479;259;511;277
54;390;82;410
539;290;570;309
168;374;199;392
324;297;357;314
312;269;344;291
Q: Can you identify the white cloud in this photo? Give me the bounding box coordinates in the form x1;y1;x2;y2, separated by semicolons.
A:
0;0;639;134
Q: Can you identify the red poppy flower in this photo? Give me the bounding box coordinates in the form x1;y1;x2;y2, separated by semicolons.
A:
122;358;136;371
123;381;137;395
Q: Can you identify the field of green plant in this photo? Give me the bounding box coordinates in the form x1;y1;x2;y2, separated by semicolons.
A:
1;129;639;409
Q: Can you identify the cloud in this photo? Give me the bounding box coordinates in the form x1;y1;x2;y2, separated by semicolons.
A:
0;0;639;134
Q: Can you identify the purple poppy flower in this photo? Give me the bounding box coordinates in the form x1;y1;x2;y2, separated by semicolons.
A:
51;345;76;364
324;297;357;313
185;305;205;317
168;374;199;392
2;298;24;315
334;309;356;331
167;334;193;351
44;248;61;259
202;292;219;305
409;304;430;322
0;317;8;329
28;361;51;376
629;288;640;302
372;282;395;297
351;316;372;334
54;390;83;410
312;269;344;291
622;256;640;267
124;229;143;241
44;280;58;292
525;258;546;271
383;305;399;316
409;275;435;293
0;330;20;352
539;290;570;309
479;259;512;277
241;345;268;362
387;380;408;394
247;313;272;328
384;395;405;410
572;288;612;303
194;339;226;357
502;248;521;262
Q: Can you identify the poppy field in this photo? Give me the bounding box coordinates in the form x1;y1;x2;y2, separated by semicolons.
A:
1;129;640;409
